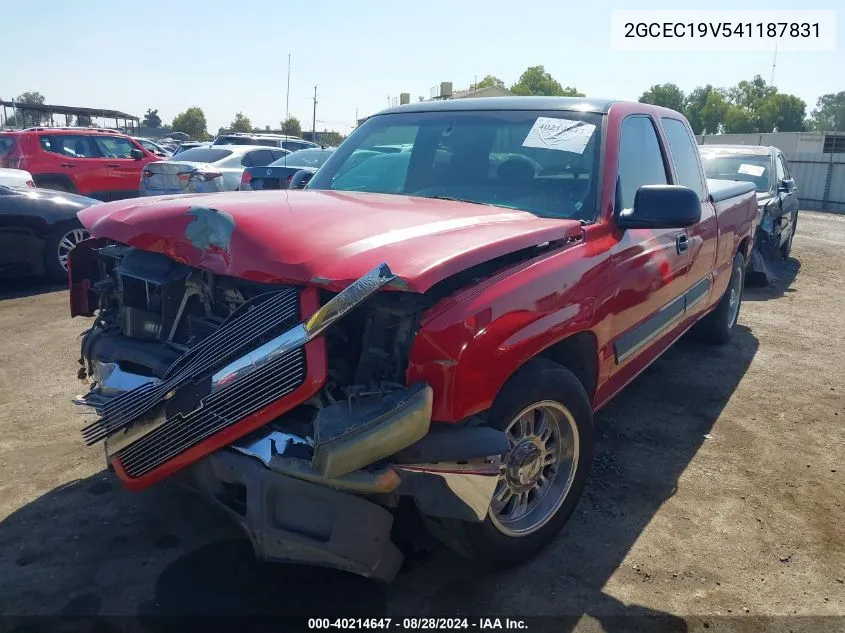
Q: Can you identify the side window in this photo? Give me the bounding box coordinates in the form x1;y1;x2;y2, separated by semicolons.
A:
42;135;98;158
93;136;136;159
661;118;705;201
617;116;668;210
246;150;274;166
776;154;788;181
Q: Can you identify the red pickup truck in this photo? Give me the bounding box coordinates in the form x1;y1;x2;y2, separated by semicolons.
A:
68;98;757;583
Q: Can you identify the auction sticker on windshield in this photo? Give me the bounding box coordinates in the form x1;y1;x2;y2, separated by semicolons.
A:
738;163;766;177
522;117;596;154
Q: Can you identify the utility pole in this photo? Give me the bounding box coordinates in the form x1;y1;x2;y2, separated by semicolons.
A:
770;39;778;87
286;54;291;124
312;85;317;143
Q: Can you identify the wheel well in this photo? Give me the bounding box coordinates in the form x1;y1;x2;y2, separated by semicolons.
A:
537;331;598;400
33;173;76;192
738;236;751;260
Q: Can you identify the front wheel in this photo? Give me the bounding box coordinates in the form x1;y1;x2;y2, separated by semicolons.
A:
780;212;798;259
421;358;594;567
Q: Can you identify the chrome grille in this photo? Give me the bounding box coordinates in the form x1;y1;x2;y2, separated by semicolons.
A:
81;287;302;454
117;346;306;477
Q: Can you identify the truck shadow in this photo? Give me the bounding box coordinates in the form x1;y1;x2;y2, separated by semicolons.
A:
0;327;758;630
0;275;64;301
743;255;801;302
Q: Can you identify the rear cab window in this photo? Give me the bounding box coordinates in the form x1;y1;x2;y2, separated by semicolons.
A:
616;116;668;210
661;117;706;201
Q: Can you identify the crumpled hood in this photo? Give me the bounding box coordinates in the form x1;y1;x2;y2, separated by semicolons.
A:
77;190;582;293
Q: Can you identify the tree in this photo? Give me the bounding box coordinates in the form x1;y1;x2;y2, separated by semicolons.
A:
684;85;729;134
700;91;730;135
172;106;208;140
757;93;806;132
806;91;845;131
723;106;755;134
229;112;252;133
280;116;302;137
475;75;505;90
638;83;685;113
143;108;162;128
11;90;47;127
319;131;345;147
728;75;777;113
510;65;583;97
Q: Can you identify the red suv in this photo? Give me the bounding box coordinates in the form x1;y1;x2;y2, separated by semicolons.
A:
0;127;161;201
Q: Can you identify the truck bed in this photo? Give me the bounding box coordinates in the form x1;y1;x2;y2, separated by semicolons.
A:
707;178;756;203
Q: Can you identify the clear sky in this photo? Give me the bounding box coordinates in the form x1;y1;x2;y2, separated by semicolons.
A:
2;0;842;134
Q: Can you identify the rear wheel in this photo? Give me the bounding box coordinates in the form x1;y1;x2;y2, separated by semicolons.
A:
421;359;594;567
44;223;90;283
693;250;744;345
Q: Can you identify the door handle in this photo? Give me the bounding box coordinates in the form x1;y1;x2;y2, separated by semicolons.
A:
60;162;76;168
676;233;689;254
106;163;121;168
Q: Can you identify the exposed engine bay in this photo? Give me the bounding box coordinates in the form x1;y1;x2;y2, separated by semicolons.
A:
68;239;529;581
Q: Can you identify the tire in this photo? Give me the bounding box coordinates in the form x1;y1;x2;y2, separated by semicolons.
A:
43;223;91;283
693;250;745;345
780;212;797;259
421;358;594;568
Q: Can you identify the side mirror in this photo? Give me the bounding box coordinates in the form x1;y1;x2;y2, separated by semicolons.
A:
778;178;795;193
616;185;701;230
290;169;314;190
130;148;145;160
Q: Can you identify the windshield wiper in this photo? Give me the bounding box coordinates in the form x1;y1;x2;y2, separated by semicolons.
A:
423;195;492;206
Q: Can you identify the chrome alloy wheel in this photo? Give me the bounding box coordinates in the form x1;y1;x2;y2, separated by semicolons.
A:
489;401;580;536
728;263;744;328
57;228;90;271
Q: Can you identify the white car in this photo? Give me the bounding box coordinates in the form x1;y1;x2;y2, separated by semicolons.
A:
0;168;34;188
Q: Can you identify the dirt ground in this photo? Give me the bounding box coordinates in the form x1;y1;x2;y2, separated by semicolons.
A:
0;211;842;630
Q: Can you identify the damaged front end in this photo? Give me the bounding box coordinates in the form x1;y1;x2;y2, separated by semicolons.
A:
747;195;792;282
69;241;507;582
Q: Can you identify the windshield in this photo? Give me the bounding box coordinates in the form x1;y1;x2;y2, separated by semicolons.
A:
701;153;771;192
170;148;232;163
270;149;334;168
308;109;604;221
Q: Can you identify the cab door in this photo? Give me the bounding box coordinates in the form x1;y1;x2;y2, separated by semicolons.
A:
45;134;111;198
659;116;718;320
602;115;695;398
91;135;149;200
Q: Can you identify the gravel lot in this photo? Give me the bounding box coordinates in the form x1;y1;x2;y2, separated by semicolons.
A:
0;211;842;630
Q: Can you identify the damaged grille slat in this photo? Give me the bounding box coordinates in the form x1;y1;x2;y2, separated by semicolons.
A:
85;294;299;438
81;289;300;444
117;350;305;463
89;291;297;431
119;370;306;476
117;347;307;477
